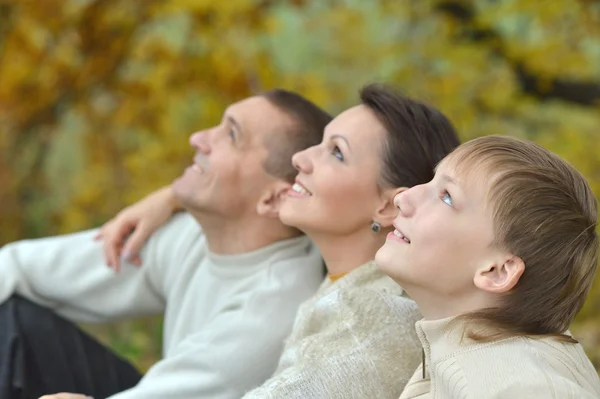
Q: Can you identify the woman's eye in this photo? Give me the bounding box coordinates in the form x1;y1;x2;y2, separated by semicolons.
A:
228;129;236;141
331;146;344;161
441;191;453;207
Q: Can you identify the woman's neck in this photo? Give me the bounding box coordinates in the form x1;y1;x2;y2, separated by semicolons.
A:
311;228;387;275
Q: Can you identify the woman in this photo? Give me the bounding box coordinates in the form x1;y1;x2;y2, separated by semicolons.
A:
97;84;460;398
375;135;600;398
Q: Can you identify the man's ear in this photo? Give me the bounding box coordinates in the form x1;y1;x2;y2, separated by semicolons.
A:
473;255;525;294
374;187;409;228
256;180;292;218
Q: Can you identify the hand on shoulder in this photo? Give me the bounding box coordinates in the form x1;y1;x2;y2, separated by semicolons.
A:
94;185;182;272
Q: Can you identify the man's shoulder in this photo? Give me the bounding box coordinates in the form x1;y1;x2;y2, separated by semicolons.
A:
143;212;206;278
259;237;324;298
260;236;322;276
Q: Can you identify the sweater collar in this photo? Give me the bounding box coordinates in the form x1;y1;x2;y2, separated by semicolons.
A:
416;316;575;364
206;234;313;273
415;316;483;378
321;260;396;291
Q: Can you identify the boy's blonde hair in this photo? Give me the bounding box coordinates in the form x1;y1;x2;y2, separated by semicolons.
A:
449;135;598;342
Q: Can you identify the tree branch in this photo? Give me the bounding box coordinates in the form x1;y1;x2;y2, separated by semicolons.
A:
435;0;600;106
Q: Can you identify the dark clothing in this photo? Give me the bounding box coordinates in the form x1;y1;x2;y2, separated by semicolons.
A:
0;296;141;399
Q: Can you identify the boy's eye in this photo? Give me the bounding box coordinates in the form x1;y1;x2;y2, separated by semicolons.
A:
441;192;453;207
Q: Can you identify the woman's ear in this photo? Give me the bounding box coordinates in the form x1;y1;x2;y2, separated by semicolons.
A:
473;255;525;294
374;187;409;228
256;181;292;218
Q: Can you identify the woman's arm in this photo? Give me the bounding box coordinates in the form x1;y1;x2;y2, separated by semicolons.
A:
95;185;183;272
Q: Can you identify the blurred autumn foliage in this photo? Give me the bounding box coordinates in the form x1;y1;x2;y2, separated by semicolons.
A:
1;0;599;372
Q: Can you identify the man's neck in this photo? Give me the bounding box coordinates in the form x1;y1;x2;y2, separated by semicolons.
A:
311;228;386;275
191;212;302;255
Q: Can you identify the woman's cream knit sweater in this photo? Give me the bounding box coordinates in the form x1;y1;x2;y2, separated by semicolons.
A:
244;261;422;399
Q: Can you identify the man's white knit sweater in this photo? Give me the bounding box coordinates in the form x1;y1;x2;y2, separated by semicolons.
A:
399;317;600;398
0;213;324;399
243;261;423;399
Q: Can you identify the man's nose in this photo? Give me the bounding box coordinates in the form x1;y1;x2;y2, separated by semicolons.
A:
189;130;211;154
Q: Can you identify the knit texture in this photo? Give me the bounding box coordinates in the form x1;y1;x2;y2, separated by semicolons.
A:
0;213;325;399
244;261;422;399
399;317;600;399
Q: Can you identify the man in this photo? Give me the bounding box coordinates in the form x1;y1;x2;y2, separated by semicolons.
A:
0;90;332;399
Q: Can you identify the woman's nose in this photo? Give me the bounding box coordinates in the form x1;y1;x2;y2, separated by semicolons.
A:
291;147;314;174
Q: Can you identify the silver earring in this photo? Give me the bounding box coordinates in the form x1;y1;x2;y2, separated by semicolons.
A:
370;221;381;233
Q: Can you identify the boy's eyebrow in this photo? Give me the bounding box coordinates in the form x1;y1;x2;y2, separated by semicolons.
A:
441;174;457;185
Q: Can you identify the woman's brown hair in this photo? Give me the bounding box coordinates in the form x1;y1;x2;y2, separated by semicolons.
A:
450;135;598;342
359;84;460;190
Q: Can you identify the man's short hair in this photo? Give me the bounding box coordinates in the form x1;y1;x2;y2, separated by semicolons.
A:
260;89;332;183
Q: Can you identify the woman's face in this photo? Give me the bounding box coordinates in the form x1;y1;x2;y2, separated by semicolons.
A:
376;158;500;299
279;105;387;236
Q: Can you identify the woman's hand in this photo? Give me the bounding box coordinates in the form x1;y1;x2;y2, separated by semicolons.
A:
39;394;92;399
95;185;182;272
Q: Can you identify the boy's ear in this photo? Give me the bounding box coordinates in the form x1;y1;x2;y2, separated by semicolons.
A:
256;181;292;218
473;255;525;294
374;187;409;228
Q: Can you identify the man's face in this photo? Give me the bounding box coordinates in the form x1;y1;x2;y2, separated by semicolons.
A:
172;96;289;220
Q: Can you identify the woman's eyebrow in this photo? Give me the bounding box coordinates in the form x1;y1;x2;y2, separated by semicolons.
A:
330;134;350;149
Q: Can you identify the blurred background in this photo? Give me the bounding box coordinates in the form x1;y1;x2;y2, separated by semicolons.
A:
1;0;599;372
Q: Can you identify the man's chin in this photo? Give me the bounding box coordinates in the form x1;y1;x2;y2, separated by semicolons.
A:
171;177;186;197
172;180;199;208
